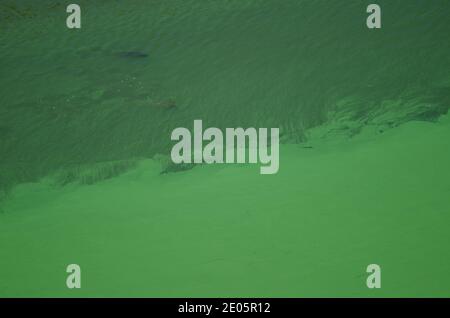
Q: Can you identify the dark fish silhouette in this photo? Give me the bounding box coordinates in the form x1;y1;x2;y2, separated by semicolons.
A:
117;51;148;58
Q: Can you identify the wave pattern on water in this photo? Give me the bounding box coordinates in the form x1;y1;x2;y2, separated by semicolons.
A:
1;0;450;191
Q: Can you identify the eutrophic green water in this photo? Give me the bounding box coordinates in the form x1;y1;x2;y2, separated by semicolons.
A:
0;0;449;297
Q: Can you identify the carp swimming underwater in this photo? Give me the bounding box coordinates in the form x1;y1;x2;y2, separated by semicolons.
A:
116;51;149;58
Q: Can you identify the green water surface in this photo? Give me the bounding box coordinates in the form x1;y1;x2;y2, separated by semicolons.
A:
0;0;449;297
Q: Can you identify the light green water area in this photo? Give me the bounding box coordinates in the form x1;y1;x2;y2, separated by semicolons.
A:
1;1;450;296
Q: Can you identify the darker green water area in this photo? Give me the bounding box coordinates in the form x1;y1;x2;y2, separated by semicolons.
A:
0;0;450;296
1;0;450;190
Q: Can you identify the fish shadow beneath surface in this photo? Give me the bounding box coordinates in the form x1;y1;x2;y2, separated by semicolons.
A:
116;51;149;59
